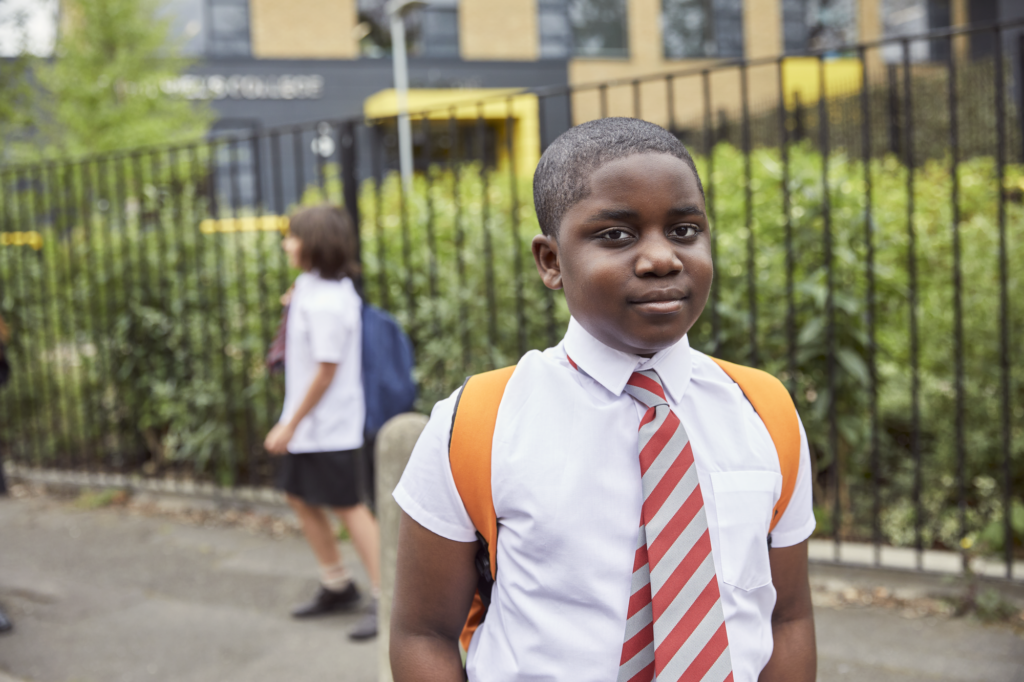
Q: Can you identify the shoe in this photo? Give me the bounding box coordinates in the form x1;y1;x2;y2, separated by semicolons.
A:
0;606;11;634
291;582;361;618
348;599;377;641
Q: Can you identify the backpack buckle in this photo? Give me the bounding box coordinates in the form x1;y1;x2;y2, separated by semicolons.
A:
474;531;494;607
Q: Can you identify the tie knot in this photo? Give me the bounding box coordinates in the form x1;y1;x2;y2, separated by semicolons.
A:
623;369;668;409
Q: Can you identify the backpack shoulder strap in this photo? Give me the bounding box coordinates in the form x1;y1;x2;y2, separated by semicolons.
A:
709;357;801;533
449;365;515;577
449;365;516;653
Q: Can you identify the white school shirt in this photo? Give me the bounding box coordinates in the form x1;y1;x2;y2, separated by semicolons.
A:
394;317;815;682
281;272;364;453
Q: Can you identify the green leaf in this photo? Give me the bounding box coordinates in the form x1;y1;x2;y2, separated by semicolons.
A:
797;316;825;347
836;347;871;387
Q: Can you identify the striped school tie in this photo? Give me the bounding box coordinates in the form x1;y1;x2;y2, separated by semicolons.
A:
618;369;733;682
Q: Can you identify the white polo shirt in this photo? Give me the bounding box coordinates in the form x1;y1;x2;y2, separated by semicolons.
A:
394;318;815;682
281;272;364;453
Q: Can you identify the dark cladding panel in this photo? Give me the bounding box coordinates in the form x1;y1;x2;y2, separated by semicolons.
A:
183;57;570;135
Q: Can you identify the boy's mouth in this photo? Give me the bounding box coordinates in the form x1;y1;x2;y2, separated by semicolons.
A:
628;289;687;314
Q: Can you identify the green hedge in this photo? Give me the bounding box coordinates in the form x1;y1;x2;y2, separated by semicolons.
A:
0;160;290;485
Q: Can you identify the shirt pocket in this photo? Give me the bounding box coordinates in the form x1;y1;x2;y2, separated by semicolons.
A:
709;471;782;591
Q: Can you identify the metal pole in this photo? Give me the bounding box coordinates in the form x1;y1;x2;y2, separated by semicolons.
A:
388;1;417;195
902;38;923;571
861;45;880;567
778;57;796;399
702;70;719;352
340;121;361;252
948;34;967;572
741;62;757;368
819;54;838;561
1018;34;1024;163
994;26;1013;580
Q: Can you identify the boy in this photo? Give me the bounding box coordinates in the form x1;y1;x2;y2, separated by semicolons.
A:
390;119;816;681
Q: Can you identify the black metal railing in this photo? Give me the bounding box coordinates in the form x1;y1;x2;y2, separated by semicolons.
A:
2;20;1023;577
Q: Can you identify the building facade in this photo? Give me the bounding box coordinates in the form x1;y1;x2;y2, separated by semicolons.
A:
160;0;1015;131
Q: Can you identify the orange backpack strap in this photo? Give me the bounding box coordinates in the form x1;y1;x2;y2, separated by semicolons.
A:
709;358;801;533
449;365;515;653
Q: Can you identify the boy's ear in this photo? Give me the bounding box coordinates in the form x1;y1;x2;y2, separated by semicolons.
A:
532;234;563;291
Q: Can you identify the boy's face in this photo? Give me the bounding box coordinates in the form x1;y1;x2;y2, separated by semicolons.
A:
532;153;712;357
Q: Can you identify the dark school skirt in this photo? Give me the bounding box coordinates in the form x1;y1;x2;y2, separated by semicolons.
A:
276;448;366;508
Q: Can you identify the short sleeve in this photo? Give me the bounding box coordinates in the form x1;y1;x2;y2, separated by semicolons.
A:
393;391;478;543
304;298;354;365
767;415;816;548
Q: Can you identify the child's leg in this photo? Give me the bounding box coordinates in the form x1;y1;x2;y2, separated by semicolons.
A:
287;493;349;585
287;493;361;618
334;503;380;591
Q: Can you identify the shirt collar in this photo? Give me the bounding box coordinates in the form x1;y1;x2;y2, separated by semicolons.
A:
562;317;692;403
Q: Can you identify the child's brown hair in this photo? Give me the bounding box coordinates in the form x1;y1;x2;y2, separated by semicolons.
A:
288;205;360;280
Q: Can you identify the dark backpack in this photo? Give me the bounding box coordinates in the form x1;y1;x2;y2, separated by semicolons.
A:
361;303;417;437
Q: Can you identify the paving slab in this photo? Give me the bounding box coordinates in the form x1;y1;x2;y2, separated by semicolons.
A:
0;496;374;682
816;605;1024;681
1;495;1022;682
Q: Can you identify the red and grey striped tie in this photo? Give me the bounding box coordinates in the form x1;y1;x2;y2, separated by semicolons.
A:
618;369;733;682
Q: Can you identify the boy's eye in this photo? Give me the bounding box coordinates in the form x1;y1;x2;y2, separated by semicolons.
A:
671;224;700;239
601;229;630;241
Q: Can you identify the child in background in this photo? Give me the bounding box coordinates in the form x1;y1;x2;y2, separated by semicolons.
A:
263;205;380;641
390;119;816;681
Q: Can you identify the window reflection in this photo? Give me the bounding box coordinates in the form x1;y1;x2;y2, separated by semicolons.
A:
568;0;629;58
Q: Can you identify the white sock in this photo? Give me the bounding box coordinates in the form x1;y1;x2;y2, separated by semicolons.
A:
319;563;352;592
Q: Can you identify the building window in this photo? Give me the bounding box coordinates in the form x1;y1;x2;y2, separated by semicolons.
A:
206;0;250;57
568;0;629;58
538;0;572;58
662;0;742;59
783;0;810;53
783;0;857;54
662;0;714;58
162;0;204;56
357;0;460;59
419;0;459;57
881;0;950;62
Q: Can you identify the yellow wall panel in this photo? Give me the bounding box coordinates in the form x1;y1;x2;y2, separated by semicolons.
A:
250;0;359;59
744;0;782;60
460;0;538;60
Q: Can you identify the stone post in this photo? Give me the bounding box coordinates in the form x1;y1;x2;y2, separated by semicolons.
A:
376;412;429;682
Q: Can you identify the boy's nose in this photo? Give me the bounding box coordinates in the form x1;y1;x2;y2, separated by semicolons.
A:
635;238;683;277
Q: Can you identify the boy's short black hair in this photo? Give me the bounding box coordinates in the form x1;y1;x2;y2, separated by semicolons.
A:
533;117;704;236
288;205;361;281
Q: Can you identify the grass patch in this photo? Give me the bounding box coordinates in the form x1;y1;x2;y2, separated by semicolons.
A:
74;488;129;510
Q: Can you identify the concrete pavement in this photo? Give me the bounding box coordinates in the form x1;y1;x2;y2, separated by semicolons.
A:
1;494;1022;682
0;494;375;682
816;605;1024;681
